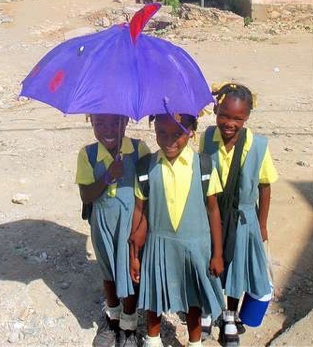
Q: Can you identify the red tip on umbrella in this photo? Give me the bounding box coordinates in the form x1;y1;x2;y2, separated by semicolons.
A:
129;3;161;44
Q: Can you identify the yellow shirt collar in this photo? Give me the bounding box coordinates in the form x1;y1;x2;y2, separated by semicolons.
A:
156;146;193;167
213;127;253;152
97;136;135;162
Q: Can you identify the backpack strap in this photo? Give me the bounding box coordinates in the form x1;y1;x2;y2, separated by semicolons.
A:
81;142;98;222
199;152;212;202
85;142;98;171
136;153;152;198
203;126;218;155
130;138;140;163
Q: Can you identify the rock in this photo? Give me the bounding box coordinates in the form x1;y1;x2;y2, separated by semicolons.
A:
269;11;281;20
296;160;309;167
11;193;30;204
60;281;71;290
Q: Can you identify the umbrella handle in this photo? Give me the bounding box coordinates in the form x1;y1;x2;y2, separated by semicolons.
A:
116;116;123;161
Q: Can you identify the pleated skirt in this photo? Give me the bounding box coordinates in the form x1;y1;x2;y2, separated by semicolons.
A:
90;196;135;298
138;230;225;318
221;205;271;299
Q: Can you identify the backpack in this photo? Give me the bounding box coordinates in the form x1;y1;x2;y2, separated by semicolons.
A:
81;139;140;221
136;152;212;203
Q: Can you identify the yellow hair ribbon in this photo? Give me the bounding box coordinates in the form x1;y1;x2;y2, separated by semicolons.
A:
218;93;226;105
211;81;230;93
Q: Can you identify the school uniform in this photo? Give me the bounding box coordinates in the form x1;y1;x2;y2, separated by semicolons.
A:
200;127;278;299
135;146;225;318
76;137;149;298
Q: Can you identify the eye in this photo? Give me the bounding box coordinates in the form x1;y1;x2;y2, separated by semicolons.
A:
156;130;166;137
234;116;245;121
173;132;183;139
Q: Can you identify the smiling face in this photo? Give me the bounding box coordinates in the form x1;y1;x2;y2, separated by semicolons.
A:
91;114;128;153
215;96;250;144
154;114;192;163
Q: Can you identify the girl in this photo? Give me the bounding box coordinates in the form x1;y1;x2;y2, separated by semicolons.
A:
76;114;150;347
199;83;278;346
129;113;225;347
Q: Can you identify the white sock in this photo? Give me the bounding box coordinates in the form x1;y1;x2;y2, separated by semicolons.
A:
223;310;238;335
120;311;138;331
223;310;235;322
106;303;122;320
201;314;212;328
143;335;163;347
187;340;202;347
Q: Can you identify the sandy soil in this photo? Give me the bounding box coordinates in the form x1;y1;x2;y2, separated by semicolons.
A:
0;0;313;346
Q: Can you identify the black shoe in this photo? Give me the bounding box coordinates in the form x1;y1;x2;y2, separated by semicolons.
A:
201;324;212;341
235;320;246;335
93;316;118;347
219;321;240;347
116;330;138;347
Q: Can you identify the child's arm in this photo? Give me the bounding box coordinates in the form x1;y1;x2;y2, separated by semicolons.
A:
79;159;124;204
129;197;147;283
258;183;271;242
207;194;224;277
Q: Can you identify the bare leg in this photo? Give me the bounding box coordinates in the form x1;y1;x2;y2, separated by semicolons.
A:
103;280;120;307
227;296;239;312
123;285;139;315
186;307;202;342
147;311;162;337
103;280;120;329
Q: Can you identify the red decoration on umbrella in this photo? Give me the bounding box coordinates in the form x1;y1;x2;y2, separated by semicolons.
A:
129;2;161;44
49;70;65;92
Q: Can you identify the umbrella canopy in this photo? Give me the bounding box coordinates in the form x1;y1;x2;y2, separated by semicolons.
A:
20;3;214;121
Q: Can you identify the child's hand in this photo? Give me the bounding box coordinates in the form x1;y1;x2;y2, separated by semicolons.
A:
129;242;141;283
107;158;124;181
209;255;224;277
130;257;140;283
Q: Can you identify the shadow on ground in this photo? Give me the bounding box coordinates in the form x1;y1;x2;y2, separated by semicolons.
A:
0;218;182;346
267;180;313;344
0;219;101;329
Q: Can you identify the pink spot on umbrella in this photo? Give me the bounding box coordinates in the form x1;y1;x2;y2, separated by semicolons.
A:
49;70;65;92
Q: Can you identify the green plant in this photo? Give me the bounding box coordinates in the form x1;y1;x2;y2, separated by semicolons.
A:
162;0;180;11
244;16;253;26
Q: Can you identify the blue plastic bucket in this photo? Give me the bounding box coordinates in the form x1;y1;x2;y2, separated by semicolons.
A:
239;291;272;327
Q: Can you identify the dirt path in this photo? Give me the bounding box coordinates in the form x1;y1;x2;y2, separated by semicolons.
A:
0;0;313;346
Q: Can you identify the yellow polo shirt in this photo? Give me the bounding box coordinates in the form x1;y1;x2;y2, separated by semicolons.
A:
76;137;150;197
135;146;222;231
199;127;278;187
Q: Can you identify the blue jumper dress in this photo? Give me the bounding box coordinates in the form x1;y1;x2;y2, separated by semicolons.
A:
138;152;225;318
90;147;138;298
202;127;271;299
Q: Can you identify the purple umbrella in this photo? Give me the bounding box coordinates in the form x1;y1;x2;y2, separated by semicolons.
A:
20;4;214;121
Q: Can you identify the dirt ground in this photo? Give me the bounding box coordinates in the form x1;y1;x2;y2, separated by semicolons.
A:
0;0;313;346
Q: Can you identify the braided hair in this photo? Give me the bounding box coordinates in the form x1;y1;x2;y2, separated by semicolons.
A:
213;83;254;115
